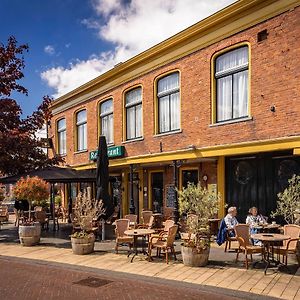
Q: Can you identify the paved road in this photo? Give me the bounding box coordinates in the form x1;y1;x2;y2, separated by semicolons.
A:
0;257;255;300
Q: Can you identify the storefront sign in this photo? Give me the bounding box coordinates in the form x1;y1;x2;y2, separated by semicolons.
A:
89;145;125;161
166;184;177;208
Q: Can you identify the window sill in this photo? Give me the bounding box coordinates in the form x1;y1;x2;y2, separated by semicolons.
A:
107;143;115;147
122;137;144;144
58;154;67;158
209;117;253;127
74;149;88;154
154;129;182;138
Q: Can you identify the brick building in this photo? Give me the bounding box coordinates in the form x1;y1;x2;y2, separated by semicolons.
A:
49;0;300;222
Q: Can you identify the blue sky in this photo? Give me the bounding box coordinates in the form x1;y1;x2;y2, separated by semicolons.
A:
0;0;234;117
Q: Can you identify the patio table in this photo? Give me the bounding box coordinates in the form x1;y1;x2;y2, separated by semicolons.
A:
124;228;155;262
251;233;290;275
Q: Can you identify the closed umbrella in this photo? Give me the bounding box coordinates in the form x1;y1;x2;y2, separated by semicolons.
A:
96;135;113;219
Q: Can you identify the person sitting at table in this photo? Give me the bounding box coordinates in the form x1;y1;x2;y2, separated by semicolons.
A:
246;206;267;246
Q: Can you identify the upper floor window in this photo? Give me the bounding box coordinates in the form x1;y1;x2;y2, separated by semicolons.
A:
57;118;66;155
76;109;87;151
215;46;249;122
157;72;180;133
125;87;142;140
100;99;114;145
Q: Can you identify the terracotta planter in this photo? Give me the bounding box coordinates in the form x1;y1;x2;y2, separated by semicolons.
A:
71;234;95;255
19;223;41;246
181;245;210;267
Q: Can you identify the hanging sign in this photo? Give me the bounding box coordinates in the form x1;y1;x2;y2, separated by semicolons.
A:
89;145;125;161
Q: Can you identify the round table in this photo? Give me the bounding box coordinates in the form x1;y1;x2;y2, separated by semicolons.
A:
251;233;290;275
253;224;281;233
124;229;155;262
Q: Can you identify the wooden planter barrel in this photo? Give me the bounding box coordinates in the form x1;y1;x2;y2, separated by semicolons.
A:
181;245;210;267
19;223;41;246
71;234;95;255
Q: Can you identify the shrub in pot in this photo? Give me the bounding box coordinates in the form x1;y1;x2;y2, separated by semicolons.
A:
14;176;49;246
178;182;219;267
70;190;105;255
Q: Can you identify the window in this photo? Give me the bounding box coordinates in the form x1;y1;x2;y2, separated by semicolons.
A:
57;118;66;155
182;170;198;188
76;110;87;151
215;46;249;122
125;87;142;140
157;72;180;133
100;99;113;144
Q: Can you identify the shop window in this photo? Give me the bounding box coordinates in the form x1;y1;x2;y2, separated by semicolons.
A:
100;99;114;144
157;72;180;133
215;46;249;122
76;109;87;151
125;87;142;140
57;118;66;155
182;169;198;188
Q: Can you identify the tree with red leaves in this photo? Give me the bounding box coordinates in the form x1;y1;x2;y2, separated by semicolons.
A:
0;36;61;176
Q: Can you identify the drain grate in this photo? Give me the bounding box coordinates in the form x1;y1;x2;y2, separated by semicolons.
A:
73;277;113;288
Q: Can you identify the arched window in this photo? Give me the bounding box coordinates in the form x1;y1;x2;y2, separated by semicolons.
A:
57;118;66;155
100;99;113;144
76;109;87;151
125;87;142;140
157;72;180;133
215;46;249;122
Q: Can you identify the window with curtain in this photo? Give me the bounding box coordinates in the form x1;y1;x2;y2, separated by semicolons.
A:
57;118;66;155
100;99;114;144
76;109;87;151
215;46;249;122
125;87;142;140
157;72;180;133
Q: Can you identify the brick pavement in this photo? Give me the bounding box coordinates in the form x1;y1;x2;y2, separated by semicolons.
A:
0;220;299;299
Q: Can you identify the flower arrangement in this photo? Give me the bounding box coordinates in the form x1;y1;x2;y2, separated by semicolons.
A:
178;182;220;253
14;176;49;223
71;190;105;238
271;174;300;224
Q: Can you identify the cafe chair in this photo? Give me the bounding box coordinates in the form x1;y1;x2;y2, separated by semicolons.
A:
151;219;175;242
273;224;300;265
141;210;153;226
124;214;138;228
35;210;49;230
115;219;133;254
225;228;237;252
148;224;178;264
235;224;263;269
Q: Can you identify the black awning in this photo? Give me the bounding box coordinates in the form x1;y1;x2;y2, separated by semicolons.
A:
0;166;96;184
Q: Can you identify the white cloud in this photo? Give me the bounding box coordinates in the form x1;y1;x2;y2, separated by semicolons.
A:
41;0;236;98
44;45;55;55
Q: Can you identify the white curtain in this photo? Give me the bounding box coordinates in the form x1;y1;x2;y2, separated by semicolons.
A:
101;113;113;144
77;123;87;150
217;76;232;122
158;72;179;94
58;130;66;155
233;70;248;118
159;95;169;132
135;104;142;138
126;106;136;139
170;92;180;130
126;88;142;139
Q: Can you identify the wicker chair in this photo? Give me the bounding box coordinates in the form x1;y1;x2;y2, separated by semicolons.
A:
35;210;49;230
151;219;175;241
124;214;138;228
141;210;153;226
273;224;300;265
115;219;133;254
149;224;178;264
235;224;263;269
225;228;237;252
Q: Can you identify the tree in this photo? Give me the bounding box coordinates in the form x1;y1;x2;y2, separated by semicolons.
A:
0;36;61;175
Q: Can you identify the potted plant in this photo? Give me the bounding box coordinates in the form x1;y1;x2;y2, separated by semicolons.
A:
271;174;300;263
14;176;49;246
178;182;219;267
70;190;105;255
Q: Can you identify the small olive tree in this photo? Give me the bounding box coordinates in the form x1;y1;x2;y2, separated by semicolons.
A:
271;174;300;224
178;183;220;252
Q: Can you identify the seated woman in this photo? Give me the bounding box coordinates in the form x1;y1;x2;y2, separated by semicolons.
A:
246;206;267;246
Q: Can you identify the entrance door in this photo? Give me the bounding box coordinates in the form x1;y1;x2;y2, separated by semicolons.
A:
226;152;300;222
150;172;164;213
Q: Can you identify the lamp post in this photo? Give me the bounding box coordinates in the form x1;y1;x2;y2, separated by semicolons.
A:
173;160;179;223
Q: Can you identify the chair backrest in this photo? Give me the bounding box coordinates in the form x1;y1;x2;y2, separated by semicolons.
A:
283;224;300;249
35;210;47;222
234;224;251;247
115;219;130;237
142;210;153;224
34;206;43;212
148;215;154;229
124;214;137;223
164;219;175;232
166;225;178;247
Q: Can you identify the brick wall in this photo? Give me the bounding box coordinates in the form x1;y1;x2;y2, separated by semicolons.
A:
49;7;300;167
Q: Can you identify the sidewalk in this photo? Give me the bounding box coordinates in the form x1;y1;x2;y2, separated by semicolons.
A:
0;219;299;300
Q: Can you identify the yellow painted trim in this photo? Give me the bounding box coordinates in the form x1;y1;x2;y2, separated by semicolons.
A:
122;171;128;216
122;84;143;141
211;42;251;124
73;108;87;152
51;0;300;115
97;96;114;144
179;167;199;190
153;69;181;135
148;169;164;210
217;156;226;219
72;136;300;170
294;148;300;155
